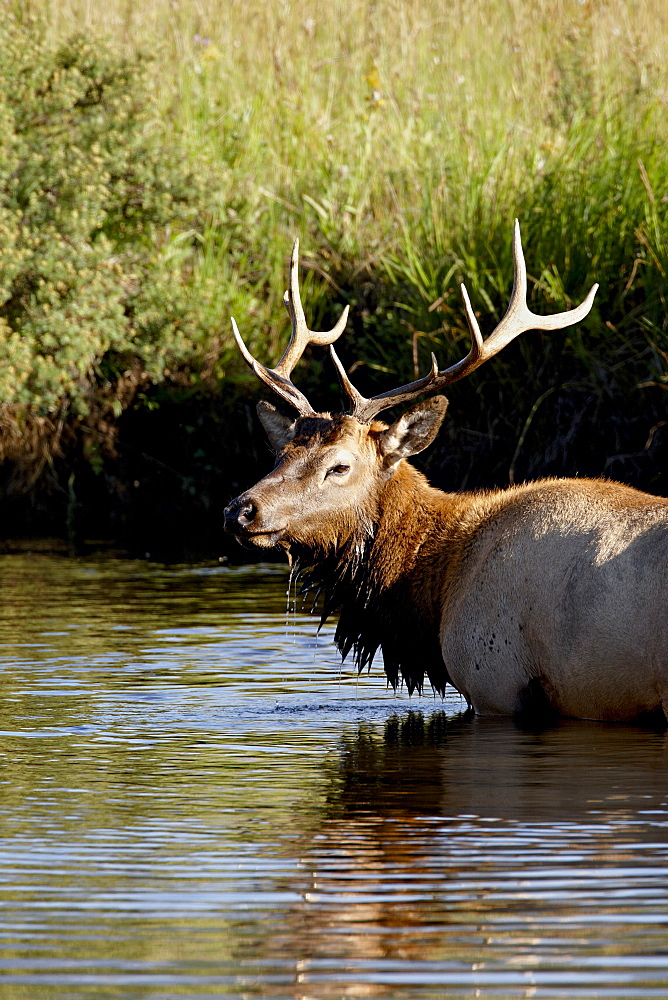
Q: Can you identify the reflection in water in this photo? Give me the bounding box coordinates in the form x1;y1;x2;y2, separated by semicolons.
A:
0;553;666;997
296;714;668;996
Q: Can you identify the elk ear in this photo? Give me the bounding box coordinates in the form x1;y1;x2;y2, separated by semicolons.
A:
378;396;448;468
257;401;296;452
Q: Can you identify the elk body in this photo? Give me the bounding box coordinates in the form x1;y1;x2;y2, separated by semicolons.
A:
225;224;668;722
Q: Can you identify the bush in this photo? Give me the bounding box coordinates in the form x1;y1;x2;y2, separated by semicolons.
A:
0;15;206;481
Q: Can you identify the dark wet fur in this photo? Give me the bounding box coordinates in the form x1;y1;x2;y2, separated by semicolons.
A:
295;529;450;697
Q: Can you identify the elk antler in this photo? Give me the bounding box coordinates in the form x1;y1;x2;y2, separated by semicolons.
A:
332;220;599;423
231;239;350;416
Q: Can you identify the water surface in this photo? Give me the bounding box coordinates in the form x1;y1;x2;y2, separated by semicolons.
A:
0;552;667;999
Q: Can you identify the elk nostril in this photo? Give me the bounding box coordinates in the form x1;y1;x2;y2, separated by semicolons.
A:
224;497;257;530
236;500;256;527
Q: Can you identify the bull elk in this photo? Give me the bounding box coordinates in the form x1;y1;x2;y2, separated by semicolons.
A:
225;223;668;722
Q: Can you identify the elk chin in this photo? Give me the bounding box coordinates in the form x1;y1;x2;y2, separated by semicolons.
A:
233;527;287;550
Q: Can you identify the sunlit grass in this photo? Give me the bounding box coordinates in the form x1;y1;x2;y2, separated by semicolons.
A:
37;0;667;341
28;0;668;488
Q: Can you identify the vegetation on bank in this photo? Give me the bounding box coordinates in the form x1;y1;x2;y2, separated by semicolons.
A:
1;1;667;546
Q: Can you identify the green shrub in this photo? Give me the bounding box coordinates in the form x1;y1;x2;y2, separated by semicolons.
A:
0;15;206;473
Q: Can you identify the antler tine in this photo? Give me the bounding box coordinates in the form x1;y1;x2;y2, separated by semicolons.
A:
329;345;368;413
231;317;315;415
231;239;350;416
275;239;350;379
474;219;599;353
343;220;598;424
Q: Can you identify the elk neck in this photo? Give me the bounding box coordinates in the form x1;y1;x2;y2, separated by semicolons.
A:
295;458;470;696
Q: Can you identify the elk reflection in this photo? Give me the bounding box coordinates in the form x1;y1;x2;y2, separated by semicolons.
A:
326;710;668;823
280;713;668;997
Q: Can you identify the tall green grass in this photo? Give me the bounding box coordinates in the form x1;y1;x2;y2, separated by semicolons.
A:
7;1;668;508
48;1;667;350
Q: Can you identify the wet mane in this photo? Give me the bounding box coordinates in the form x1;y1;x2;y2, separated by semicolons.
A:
294;517;450;697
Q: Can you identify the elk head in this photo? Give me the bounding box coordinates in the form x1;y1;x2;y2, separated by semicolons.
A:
224;223;598;554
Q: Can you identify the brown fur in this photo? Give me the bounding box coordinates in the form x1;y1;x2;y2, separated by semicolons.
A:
224;402;668;721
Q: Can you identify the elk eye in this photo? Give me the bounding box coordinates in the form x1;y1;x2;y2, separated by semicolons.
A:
327;464;350;477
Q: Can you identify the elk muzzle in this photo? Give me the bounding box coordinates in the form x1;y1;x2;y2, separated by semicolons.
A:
223;490;288;548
